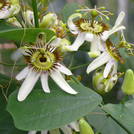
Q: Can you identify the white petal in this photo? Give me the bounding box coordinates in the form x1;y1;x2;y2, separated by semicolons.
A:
50;70;77;94
41;73;50;93
109;26;126;37
84;33;94;42
41;131;48;134
114;11;125;28
0;4;20;19
103;60;114;78
49;129;60;134
70;121;79;132
101;31;110;41
86;52;111;74
88;36;102;58
60;126;72;134
17;70;40;101
57;63;72;75
16;67;30;80
28;131;37;134
67;13;82;34
66;32;86;51
49;38;62;47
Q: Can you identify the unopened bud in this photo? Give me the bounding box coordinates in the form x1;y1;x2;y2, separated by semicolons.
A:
10;0;19;4
79;118;94;134
23;46;28;50
100;7;106;10
121;69;134;95
93;68;117;94
60;38;71;54
91;9;98;17
75;10;80;13
106;16;110;20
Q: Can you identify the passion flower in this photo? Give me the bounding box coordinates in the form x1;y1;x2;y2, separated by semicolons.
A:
16;34;77;101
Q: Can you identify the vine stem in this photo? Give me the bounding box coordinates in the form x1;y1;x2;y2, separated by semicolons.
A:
70;75;82;86
32;0;39;28
120;95;128;104
0;62;25;66
70;62;90;71
15;16;24;28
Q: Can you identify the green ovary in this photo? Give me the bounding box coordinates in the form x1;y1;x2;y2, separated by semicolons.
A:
31;51;55;70
80;22;103;33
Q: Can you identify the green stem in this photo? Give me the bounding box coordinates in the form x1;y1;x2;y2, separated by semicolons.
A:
63;52;74;58
15;16;24;28
70;75;82;86
70;62;90;71
121;95;128;104
68;52;75;69
0;62;26;66
32;0;39;28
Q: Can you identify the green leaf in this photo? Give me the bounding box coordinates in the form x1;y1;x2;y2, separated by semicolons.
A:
86;107;127;134
102;100;134;133
0;28;55;43
0;73;27;134
63;3;79;22
0;20;18;31
7;81;102;131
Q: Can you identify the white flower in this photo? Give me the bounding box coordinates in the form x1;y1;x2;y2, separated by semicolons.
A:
66;12;125;58
16;37;77;101
28;121;79;134
0;0;20;19
101;11;126;41
86;38;126;79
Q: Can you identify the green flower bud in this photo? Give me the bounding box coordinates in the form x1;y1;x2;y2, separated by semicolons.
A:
75;10;80;13
91;9;98;17
79;118;94;134
10;0;19;4
106;16;110;20
39;13;57;28
93;68;117;94
100;7;106;10
121;69;134;95
60;39;71;54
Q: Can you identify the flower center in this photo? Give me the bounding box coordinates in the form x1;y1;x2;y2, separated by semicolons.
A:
30;51;55;71
24;44;62;72
74;18;109;35
0;0;10;10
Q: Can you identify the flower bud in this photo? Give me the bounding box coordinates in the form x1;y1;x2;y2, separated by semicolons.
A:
106;16;110;20
93;68;117;94
10;0;19;4
91;9;98;17
79;118;94;134
121;69;134;95
39;13;58;28
59;38;71;54
100;7;106;10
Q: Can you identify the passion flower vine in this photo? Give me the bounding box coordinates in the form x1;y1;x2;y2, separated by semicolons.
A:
65;6;125;58
16;33;77;101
